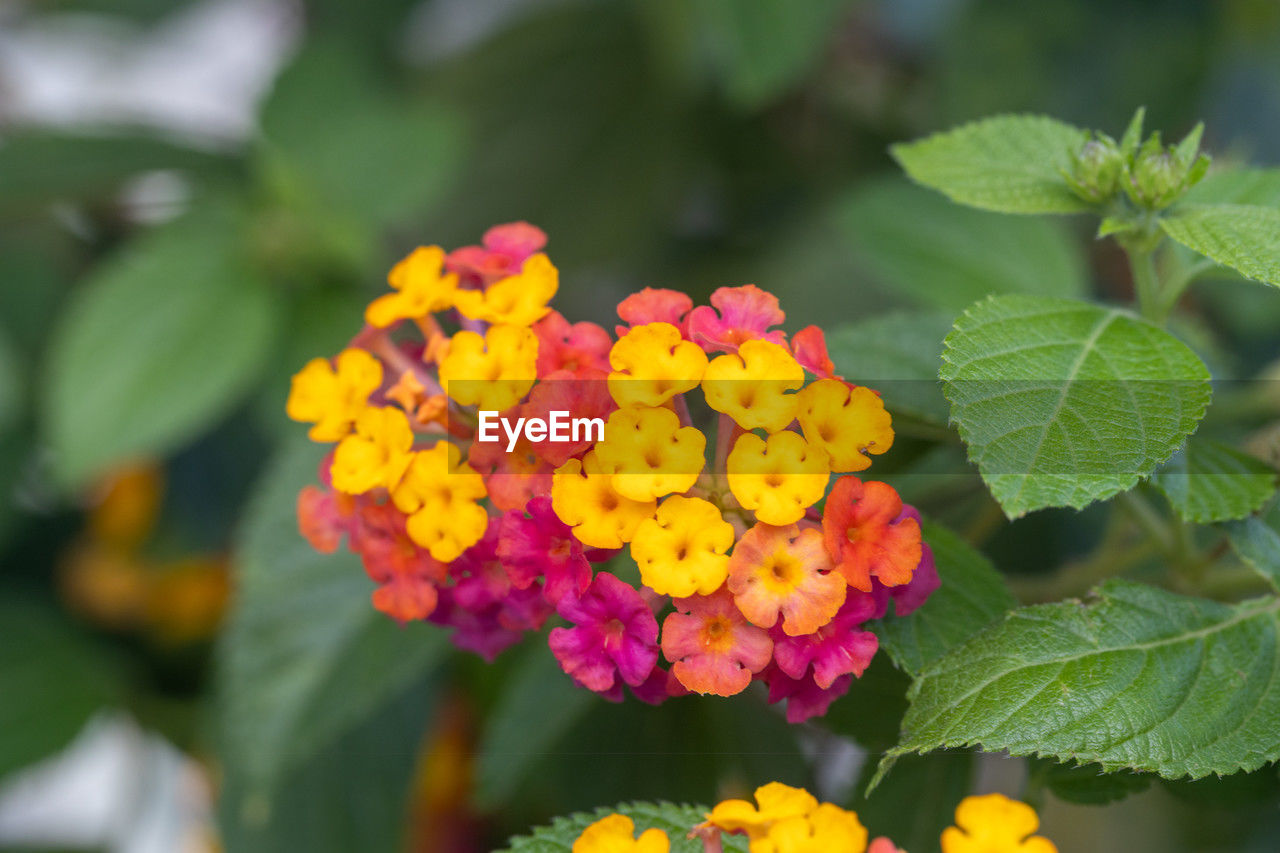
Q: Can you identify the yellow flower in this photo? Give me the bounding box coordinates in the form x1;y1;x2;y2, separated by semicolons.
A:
726;432;829;525
941;794;1057;853
795;380;893;473
286;348;383;442
631;496;734;597
551;451;656;549
454;252;558;327
573;814;669;853
703;340;804;433
706;782;819;838
392;442;489;561
330;406;415;495
366;246;458;328
438;324;538;413
750;804;868;853
608;323;707;408
593;406;706;502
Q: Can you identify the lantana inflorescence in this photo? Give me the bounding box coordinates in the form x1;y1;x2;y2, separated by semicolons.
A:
286;222;938;721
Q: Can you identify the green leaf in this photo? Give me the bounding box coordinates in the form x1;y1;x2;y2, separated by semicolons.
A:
836;180;1087;312
0;327;22;432
693;0;850;107
1161;204;1280;287
872;521;1017;677
259;43;465;229
1225;499;1280;593
1151;439;1277;523
1183;168;1280;207
216;439;449;806
43;204;279;487
891;115;1092;214
476;644;597;810
824;312;954;424
499;801;748;853
888;580;1280;780
940;295;1212;518
0;604;118;779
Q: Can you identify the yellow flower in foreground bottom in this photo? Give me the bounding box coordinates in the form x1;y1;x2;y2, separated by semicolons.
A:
706;782;819;838
330;406;415;495
941;794;1057;853
573;814;669;853
750;803;868;853
286;348;383;442
366;245;458;328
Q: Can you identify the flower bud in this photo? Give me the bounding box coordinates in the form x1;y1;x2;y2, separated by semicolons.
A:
1065;135;1124;203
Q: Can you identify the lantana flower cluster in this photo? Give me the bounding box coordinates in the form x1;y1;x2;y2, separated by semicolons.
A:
570;784;1058;853
287;223;937;722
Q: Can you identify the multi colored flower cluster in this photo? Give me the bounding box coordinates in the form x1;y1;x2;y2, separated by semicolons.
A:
287;222;937;721
570;785;1058;853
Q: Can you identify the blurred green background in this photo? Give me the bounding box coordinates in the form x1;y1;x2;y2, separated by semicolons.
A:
2;0;1280;851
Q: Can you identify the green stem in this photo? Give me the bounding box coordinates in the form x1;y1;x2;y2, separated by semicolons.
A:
1128;247;1164;323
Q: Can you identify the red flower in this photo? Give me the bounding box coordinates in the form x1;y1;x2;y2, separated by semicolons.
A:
686;285;787;353
822;476;922;592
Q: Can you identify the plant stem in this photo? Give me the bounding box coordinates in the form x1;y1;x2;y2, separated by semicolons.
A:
1128;247;1164;323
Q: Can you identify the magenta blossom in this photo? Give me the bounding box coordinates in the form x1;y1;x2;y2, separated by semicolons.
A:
498;497;602;603
771;592;880;689
686;284;787;353
764;665;854;724
548;572;659;694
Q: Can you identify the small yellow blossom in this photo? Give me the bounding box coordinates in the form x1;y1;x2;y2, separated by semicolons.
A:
392;442;489;561
438;324;538;413
750;803;868;853
593;406;706;501
366;246;458;328
286;348;383;442
705;782;819;838
552;451;656;549
726;432;830;525
941;794;1058;853
330;406;415;495
795;379;893;473
608;323;708;408
454;252;558;327
631;496;734;597
703;340;804;433
572;814;669;853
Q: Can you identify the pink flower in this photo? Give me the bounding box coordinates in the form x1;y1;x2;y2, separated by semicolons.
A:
763;665;853;724
686;285;787;353
296;485;354;553
661;586;773;696
430;523;552;660
518;371;617;467
467;431;554;512
445;221;547;287
498;496;602;603
548;572;660;694
533;310;612;377
790;325;840;380
615;287;694;336
771;593;880;688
